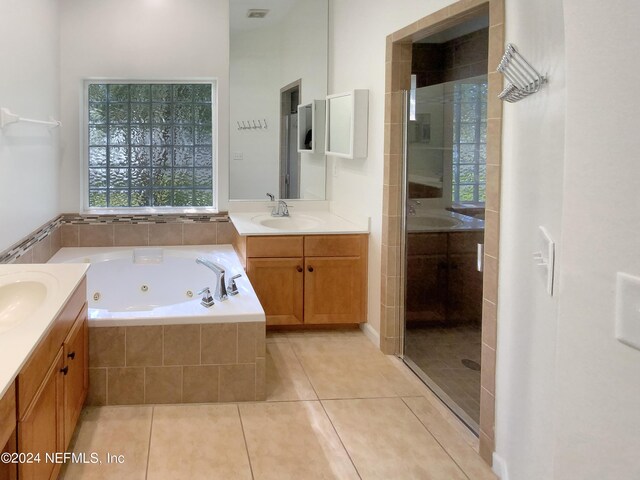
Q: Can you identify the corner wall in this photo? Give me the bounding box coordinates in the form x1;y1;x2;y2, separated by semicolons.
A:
58;0;230;213
0;0;61;252
493;0;566;477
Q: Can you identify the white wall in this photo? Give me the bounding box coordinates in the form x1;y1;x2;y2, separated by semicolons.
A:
493;0;566;477
328;0;451;334
229;0;327;200
0;0;60;251
58;0;229;212
551;1;640;478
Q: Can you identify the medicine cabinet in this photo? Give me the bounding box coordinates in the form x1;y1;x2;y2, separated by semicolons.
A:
297;100;326;154
325;89;369;159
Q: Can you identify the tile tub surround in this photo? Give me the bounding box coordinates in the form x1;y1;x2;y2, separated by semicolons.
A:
383;0;504;465
0;212;232;264
88;322;265;405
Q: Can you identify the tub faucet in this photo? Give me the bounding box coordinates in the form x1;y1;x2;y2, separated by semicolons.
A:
271;200;289;217
196;258;228;301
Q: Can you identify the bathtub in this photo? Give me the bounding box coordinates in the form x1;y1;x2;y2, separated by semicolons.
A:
48;245;266;405
48;245;265;327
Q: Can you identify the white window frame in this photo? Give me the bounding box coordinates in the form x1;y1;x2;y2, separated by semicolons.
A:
81;78;219;214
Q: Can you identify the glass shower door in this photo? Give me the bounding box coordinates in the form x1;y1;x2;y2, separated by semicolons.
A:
401;76;487;433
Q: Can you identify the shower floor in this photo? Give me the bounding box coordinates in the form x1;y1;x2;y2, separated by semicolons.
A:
404;324;481;425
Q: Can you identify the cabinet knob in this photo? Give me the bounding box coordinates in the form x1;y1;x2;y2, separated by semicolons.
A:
307;266;314;272
60;366;69;376
296;266;303;272
67;351;76;360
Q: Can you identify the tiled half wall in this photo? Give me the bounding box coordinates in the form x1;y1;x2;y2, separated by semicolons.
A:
88;322;266;405
0;213;236;264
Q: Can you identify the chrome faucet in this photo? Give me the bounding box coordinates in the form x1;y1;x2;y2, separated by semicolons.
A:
271;200;289;217
266;193;275;201
196;258;228;301
197;287;215;307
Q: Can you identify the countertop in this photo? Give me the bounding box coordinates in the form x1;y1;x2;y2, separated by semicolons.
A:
229;201;369;235
0;263;89;398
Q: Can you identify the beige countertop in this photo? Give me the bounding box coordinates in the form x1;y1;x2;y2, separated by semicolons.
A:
0;263;89;398
228;200;369;236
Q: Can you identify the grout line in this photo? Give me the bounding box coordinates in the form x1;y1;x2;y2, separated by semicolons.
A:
236;404;255;480
318;399;363;480
144;406;155;480
400;396;472;480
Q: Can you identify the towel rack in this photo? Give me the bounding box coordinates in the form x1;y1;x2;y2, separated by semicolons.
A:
0;107;62;129
496;44;547;103
236;119;267;131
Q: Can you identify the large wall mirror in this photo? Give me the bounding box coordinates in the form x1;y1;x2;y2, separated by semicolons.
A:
229;0;328;200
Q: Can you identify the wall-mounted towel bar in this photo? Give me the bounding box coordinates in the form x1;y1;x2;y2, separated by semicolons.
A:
236;119;267;131
496;44;547;103
0;107;62;129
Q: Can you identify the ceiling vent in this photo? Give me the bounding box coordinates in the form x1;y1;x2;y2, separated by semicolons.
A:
247;9;269;19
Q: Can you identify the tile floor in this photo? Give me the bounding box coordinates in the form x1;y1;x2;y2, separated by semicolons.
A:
404;325;482;423
60;330;495;480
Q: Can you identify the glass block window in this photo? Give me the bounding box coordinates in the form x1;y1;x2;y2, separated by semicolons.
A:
452;79;487;204
87;82;214;208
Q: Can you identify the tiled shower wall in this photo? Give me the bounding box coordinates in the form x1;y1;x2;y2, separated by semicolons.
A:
0;213;236;264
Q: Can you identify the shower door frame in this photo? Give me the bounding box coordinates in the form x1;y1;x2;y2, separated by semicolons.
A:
380;0;504;465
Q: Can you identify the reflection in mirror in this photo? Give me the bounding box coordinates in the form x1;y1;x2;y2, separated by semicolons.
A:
407;75;487;212
229;0;328;200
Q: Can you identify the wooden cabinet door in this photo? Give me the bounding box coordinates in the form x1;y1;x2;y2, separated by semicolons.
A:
0;429;17;480
247;258;304;326
63;308;89;447
304;257;364;324
18;349;64;480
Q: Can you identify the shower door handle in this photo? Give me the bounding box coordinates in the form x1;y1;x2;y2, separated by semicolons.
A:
477;244;484;272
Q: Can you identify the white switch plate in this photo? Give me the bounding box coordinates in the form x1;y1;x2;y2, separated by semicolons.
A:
615;272;640;350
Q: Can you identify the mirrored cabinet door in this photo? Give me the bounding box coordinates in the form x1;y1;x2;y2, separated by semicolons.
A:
325;90;368;159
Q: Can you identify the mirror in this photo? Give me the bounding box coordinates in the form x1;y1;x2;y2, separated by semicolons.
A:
326;94;352;156
229;0;328;200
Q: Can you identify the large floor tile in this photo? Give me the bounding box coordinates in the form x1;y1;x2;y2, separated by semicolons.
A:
61;406;152;480
266;343;317;401
146;404;252;480
403;396;496;480
239;401;359;480
290;335;420;399
323;398;467;480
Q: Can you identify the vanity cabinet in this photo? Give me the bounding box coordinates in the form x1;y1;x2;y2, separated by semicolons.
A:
245;234;367;326
15;279;88;480
0;384;17;480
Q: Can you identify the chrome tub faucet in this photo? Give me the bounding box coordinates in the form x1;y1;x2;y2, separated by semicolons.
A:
196;258;228;301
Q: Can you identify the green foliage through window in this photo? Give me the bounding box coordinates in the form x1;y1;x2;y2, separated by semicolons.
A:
87;83;214;208
452;80;487;204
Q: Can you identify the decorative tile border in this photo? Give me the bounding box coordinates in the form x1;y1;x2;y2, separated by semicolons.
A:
0;212;230;264
0;215;64;264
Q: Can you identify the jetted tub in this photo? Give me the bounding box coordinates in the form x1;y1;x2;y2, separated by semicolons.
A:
48;245;264;326
48;245;266;405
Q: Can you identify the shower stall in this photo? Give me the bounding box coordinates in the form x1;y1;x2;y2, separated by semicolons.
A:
400;75;488;433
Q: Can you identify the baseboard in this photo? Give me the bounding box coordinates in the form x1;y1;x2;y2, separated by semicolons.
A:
492;452;509;480
360;323;380;347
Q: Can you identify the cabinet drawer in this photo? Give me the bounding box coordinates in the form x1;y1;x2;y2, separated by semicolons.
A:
246;236;303;258
304;235;365;257
0;383;16;449
18;278;86;419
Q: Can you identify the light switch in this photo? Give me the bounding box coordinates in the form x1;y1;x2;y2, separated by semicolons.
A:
615;272;640;350
233;152;243;161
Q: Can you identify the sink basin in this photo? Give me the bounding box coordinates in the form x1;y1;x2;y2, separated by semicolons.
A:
251;214;322;230
409;215;462;229
0;273;55;335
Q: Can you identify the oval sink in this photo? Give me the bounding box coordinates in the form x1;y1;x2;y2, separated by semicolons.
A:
0;276;51;334
409;215;462;229
252;214;322;230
